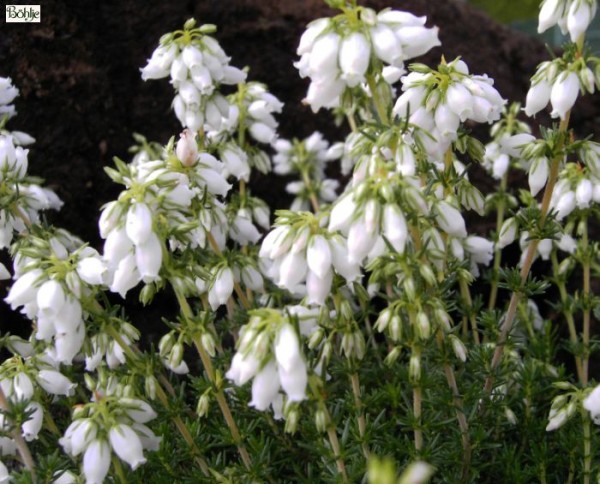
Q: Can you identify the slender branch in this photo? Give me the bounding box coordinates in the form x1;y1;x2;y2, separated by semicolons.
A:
174;288;252;470
0;386;36;479
459;278;480;345
582;410;592;484
488;173;508;310
436;331;471;481
550;251;584;381
483;115;569;396
326;416;348;482
581;219;591;385
350;372;369;459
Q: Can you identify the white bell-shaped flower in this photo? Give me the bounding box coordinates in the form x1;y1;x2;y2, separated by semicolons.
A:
36;370;76;396
339;31;370;87
83;439;111;484
249;361;281;411
126;203;153;246
109;424;147;470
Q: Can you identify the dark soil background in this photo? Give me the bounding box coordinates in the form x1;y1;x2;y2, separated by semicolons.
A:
0;0;598;357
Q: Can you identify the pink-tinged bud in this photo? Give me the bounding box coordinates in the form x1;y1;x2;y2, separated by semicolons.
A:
36;370;76;396
435;201;467;238
339;32;371;87
576;178;593;208
307;235;332;279
175;129;198;167
550;71;580;119
529;157;549;196
538;0;562;33
126;203;153;246
109;424;147;470
250;361;280;411
83;439;111;483
277;358;307;402
567;0;595;42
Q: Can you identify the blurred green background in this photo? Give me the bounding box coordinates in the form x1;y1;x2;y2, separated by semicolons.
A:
467;0;600;51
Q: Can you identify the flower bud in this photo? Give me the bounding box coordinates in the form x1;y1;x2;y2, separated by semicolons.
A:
576;178;593;208
315;407;328;433
498;217;518;249
175;129;198;167
448;334;468;362
525;79;551;117
196;393;210;417
409;353;421;383
384;346;402;366
416;312;431;340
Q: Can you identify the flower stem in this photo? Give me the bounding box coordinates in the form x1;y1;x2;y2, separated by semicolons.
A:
301;169;320;213
350;372;369;459
436;331;471;481
483;115;569;396
581;218;591;385
413;385;423;453
459;277;480;345
550;250;584;381
488;173;508;310
366;74;389;125
582;410;592;484
112;456;128;484
174;287;252;470
0;386;36;479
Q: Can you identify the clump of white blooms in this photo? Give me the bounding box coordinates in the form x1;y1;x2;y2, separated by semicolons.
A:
2;0;600;480
538;0;597;42
272;132;343;211
295;7;440;111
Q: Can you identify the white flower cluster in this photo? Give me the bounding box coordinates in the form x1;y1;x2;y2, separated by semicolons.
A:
0;77;18;120
549;170;600;220
141;21;246;134
260;213;359;304
393;59;505;160
5;231;107;365
100;136;237;297
60;396;160;483
227;310;315;416
525;60;596;119
0;361;76;449
295;9;440;112
538;0;597;42
0;135;63;248
273;132;343;211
